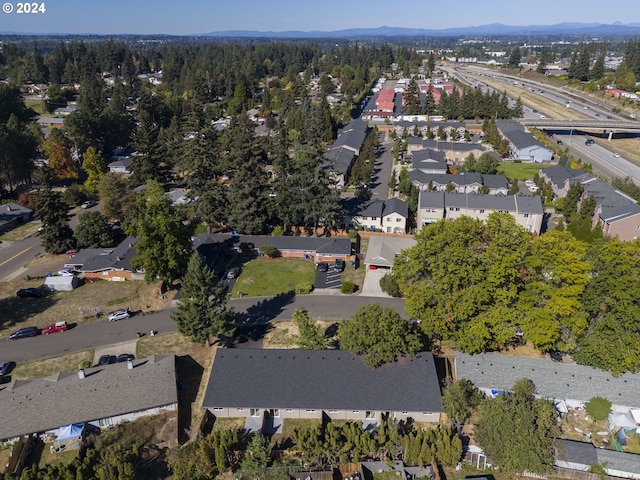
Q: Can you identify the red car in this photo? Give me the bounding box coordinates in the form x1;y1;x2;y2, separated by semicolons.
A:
42;321;68;334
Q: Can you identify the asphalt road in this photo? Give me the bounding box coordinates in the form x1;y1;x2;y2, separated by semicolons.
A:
370;140;393;200
1;295;407;363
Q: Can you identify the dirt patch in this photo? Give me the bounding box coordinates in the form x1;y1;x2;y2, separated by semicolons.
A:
0;279;174;334
262;320;338;349
0;221;42;242
559;409;610;448
502;341;547;359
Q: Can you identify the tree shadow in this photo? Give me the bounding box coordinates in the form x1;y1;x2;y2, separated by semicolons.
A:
176;355;204;444
233;291;295;326
0;293;59;332
231;324;273;348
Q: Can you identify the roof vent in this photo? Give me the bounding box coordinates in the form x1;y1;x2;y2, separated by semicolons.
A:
78;368;85;379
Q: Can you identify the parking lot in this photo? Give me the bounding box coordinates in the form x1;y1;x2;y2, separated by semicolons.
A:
315;267;342;290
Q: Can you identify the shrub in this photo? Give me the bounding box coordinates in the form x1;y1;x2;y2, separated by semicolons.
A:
271;225;285;236
347;229;358;239
295;283;313;294
341;281;356;294
62;184;87;207
259;245;279;258
585;396;612;421
380;274;402;297
18;191;38;210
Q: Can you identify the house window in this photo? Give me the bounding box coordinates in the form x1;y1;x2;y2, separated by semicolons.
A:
250;409;260;417
401;411;408;415
479;209;485;213
328;409;339;413
102;271;108;276
455;207;460;212
371;217;377;221
365;411;375;419
286;409;293;412
422;412;433;415
305;409;316;413
213;408;224;411
396;218;401;222
352;410;360;414
237;408;244;412
272;409;280;417
523;213;529;218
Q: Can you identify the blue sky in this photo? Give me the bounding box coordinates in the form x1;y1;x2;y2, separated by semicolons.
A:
1;0;639;35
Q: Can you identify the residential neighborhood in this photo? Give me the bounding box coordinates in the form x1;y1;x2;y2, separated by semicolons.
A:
2;12;640;480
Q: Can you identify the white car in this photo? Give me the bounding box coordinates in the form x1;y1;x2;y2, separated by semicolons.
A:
613;152;621;158
108;308;131;321
58;269;74;276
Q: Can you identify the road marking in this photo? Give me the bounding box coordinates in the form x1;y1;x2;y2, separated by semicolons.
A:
0;246;31;268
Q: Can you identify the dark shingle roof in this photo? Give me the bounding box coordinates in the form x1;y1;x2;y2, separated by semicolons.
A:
599;202;640;223
597;449;640;475
78;236;139;272
210;234;351;256
540;165;586;188
384;197;409;218
455;351;640;408
555;439;598;466
0;203;32;229
0;355;177;441
506;130;544;150
203;349;443;413
323;147;355;173
419;190;445;209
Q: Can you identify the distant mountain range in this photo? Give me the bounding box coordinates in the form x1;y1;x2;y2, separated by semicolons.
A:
3;22;640;38
201;22;640;38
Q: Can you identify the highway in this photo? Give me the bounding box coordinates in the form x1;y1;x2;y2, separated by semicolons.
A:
0;295;407;363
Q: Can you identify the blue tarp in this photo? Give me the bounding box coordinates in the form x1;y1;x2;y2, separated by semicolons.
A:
57;423;83;441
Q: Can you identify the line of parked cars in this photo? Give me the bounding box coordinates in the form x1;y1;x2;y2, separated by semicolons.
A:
316;259;345;273
97;353;135;366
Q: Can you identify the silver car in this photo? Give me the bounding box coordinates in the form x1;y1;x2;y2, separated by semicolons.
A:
108;308;130;321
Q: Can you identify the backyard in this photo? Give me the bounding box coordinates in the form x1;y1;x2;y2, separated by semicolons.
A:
497;162;546;181
231;257;316;297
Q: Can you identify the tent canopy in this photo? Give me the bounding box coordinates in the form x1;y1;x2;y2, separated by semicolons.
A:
57;423;83;441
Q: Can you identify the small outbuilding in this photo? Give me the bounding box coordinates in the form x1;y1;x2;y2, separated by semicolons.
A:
44;275;78;292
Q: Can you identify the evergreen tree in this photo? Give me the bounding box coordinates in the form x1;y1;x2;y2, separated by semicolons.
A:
508;46;522;68
35;181;76;254
171;252;235;345
75;210;115;248
590;53;606;81
241;434;271;480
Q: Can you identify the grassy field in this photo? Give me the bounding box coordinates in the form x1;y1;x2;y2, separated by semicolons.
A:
231;257;316;297
0;279;174;335
0;220;42;242
497;162;545;181
11;350;94;379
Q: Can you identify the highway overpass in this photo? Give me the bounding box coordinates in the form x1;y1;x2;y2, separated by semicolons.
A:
520;118;640;132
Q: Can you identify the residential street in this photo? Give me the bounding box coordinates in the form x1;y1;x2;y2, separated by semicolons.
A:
1;294;406;363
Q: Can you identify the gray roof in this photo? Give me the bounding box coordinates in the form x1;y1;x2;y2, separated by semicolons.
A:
599;202;640;223
77;236;139;273
210;234;351;256
581;178;636;212
384;197;409;218
481;174;509;190
514;194;545;215
454;351;640;408
0;203;32;227
506;130;544;150
555;439;598;466
107;156;133;169
412;149;448;172
0;355;177;441
396;120;464;130
357;200;385;218
330;120;369;151
540;165;586;188
421;140;485;153
323;147;355;173
419;190;445;209
597;448;640;474
203;349;443;413
364;235;416;267
496;120;525;135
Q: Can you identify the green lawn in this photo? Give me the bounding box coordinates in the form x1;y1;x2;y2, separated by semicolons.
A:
231;257;316;297
498;162;545;181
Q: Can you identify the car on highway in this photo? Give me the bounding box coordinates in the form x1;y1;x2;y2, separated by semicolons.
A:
42;321;69;335
16;287;43;298
556;140;563;145
613;152;621;158
585;139;595;146
9;326;39;339
316;262;328;272
117;353;135;363
108;308;130;321
97;355;117;366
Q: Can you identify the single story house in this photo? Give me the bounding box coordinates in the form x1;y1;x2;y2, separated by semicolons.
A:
418;192;544;234
555;439;640;480
454;351;640;411
66;236;143;281
107;156;133;174
0;355;177;442
343;197;409;234
203;349;443;431
0;203;32;234
36;117;65;128
361;461;434;480
208;234;353;264
363;235;416;270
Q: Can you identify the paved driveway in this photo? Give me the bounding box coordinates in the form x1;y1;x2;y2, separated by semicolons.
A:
361;268;392;297
315;268;342;289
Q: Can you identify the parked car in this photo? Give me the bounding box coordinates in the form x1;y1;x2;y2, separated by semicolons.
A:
334;259;345;273
9;326;39;339
0;361;16;376
42;321;69;334
97;355;117;366
65;249;78;257
116;353;135;363
108;308;130;321
81;200;97;209
369;265;378;270
57;269;74;276
316;262;328;272
226;267;240;279
16;287;42;298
